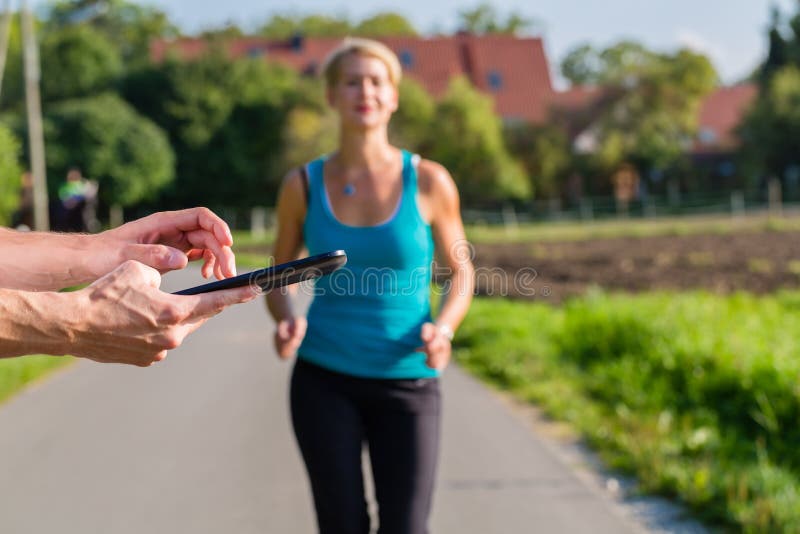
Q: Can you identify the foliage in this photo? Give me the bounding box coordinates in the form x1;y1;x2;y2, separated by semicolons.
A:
0;124;22;225
44;0;178;66
43;93;174;207
389;77;436;153
121;54;303;208
457;3;537;35
354;13;417;37
560;42;717;181
258;13;352;39
739;66;800;186
425;77;530;204
40;24;123;102
504;122;571;198
456;293;800;531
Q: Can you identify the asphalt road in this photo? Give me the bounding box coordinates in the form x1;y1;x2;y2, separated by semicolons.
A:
0;266;646;533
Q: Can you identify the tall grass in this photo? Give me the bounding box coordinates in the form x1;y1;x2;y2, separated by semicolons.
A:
455;293;800;532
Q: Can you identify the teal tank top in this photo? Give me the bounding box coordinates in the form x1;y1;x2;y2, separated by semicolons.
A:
298;150;438;379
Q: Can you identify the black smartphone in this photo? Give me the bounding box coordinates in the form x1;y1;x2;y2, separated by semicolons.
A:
172;250;347;295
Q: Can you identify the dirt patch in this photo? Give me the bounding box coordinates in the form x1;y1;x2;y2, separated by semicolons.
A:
471;231;800;302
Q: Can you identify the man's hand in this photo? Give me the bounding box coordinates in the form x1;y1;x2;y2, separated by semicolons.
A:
93;207;238;281
274;317;307;360
66;260;256;366
417;322;452;371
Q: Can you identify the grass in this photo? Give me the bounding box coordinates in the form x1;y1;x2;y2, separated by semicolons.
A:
0;356;73;404
455;292;800;532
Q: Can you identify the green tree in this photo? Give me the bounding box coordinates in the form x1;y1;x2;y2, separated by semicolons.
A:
43;93;174;207
40;25;123;102
739;65;800;186
45;0;178;66
0;124;22;225
258;13;351;39
505;123;571;199
121;55;304;208
426;77;530;205
562;42;717;188
457;3;537;35
355;13;417;36
389;77;435;152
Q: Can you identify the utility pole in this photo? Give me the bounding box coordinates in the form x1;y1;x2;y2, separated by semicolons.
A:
21;0;49;231
0;0;12;102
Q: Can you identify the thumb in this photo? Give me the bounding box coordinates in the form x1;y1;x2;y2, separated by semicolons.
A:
124;244;188;272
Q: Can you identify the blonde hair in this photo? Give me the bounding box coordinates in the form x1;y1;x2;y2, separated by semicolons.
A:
321;37;402;90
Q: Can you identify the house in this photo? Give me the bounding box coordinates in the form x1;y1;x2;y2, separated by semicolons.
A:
151;33;556;123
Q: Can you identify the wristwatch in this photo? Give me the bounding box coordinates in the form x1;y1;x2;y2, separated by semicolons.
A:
436;323;455;342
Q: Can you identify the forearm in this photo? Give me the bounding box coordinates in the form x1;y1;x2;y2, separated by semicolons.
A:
435;262;474;333
266;289;296;323
0;229;105;290
0;289;75;358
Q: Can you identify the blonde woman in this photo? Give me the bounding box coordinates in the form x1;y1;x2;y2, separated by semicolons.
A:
267;37;474;534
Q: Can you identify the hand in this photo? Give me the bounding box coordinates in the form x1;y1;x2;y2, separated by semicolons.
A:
417;322;452;371
66;260;256;366
274;317;307;360
93;207;238;280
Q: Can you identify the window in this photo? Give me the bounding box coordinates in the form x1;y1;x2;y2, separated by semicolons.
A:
487;70;503;91
399;50;414;68
698;128;717;145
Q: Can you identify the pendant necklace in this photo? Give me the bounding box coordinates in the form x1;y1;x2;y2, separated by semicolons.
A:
343;182;357;196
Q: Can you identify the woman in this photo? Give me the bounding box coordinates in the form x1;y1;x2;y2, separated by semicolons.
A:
267;37;474;534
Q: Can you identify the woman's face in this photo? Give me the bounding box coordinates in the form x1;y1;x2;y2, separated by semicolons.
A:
328;53;398;129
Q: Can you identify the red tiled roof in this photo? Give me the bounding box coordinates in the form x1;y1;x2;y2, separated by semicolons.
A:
150;34;555;123
693;84;758;154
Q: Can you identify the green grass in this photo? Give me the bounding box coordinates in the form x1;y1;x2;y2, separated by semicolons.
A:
465;212;800;244
455;293;800;532
0;356;73;404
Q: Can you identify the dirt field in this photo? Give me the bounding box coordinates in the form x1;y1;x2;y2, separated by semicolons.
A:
471;230;800;302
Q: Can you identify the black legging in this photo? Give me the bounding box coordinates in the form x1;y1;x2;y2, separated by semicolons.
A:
290;358;441;534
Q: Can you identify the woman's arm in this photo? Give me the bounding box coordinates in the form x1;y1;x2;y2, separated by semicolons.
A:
266;170;309;359
418;160;475;370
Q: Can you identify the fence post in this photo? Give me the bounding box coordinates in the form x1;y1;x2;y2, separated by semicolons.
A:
579;198;593;221
730;191;745;218
251;207;267;238
109;204;123;228
768;178;783;217
644;198;657;218
502;204;518;234
547;197;562;220
668;180;681;211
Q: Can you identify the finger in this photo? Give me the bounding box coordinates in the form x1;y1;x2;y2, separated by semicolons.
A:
420;322;436;343
201;250;215;279
181;285;257;321
163;207;234;247
123;244;188;272
187;249;205;261
185;230;237;278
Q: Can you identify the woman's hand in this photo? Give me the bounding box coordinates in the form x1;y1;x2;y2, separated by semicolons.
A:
417;322;452;371
274;316;308;360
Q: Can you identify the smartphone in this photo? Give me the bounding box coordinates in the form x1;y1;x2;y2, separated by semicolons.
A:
172;250;347;295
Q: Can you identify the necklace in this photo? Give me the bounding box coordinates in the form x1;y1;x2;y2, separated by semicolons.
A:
343;183;357;196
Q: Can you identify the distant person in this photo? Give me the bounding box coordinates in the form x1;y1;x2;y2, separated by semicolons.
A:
267;38;474;534
0;207;255;366
53;167;98;232
11;171;34;231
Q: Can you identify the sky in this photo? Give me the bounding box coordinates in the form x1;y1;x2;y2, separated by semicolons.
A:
42;0;800;88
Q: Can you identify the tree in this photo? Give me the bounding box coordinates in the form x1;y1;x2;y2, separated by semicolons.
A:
40;25;123;102
43;93;174;207
425;77;530;205
258;13;351;39
0;124;22;225
45;0;178;66
739;65;800;187
355;13;417;37
457;3;537;35
505;122;571;199
389;77;435;152
121;55;305;208
561;42;717;189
